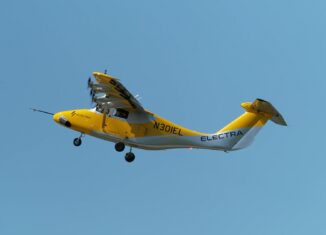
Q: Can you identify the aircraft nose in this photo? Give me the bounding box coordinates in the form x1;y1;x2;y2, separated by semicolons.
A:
53;112;61;123
53;112;71;127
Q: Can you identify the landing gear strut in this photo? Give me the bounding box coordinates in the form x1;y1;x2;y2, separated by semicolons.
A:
115;142;125;152
73;133;84;147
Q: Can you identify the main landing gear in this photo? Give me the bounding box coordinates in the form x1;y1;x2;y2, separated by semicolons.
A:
73;133;84;147
125;152;135;163
115;142;125;152
115;142;136;163
73;137;136;163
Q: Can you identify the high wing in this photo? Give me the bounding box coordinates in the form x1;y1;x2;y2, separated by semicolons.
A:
89;72;145;111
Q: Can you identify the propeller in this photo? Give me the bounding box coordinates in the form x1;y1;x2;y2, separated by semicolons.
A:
92;94;97;103
87;76;96;106
87;77;93;89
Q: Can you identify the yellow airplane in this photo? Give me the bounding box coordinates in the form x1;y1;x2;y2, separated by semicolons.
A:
33;72;287;163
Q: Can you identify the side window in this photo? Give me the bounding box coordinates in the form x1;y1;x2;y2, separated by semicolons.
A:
114;108;129;119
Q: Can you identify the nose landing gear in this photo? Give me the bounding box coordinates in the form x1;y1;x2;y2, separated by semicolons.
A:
73;133;84;147
73;138;82;146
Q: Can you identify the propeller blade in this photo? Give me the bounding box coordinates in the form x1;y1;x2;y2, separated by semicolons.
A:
92;94;97;103
87;77;93;89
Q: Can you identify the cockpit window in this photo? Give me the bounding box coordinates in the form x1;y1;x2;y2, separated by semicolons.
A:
114;108;129;119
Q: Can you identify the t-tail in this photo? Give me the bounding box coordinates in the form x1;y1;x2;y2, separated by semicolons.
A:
216;99;287;151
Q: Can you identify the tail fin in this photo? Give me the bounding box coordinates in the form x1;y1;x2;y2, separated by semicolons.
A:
217;99;287;151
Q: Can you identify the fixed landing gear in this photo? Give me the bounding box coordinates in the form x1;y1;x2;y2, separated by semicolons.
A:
73;138;82;146
115;142;135;162
73;133;84;147
115;142;125;152
72;136;135;162
125;152;135;163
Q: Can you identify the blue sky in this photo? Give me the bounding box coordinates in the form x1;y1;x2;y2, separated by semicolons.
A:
1;0;326;234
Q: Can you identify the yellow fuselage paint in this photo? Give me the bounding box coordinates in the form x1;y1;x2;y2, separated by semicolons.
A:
53;109;206;140
52;100;273;151
218;112;268;133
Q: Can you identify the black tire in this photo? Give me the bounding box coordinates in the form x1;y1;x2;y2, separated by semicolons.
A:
73;138;82;147
115;142;125;152
125;152;135;163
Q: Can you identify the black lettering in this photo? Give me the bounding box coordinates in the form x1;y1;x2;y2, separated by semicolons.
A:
160;123;165;131
230;132;236;137
154;122;159;129
225;132;230;138
237;131;244;136
201;136;206;141
213;135;218;140
218;134;224;139
153;122;185;136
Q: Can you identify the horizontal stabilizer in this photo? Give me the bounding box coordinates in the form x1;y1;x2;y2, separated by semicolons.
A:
241;99;287;126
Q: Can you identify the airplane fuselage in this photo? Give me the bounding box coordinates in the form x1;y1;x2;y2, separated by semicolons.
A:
53;108;247;151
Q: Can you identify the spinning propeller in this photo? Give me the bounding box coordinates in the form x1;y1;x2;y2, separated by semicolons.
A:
87;77;96;104
87;75;108;130
87;77;93;89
